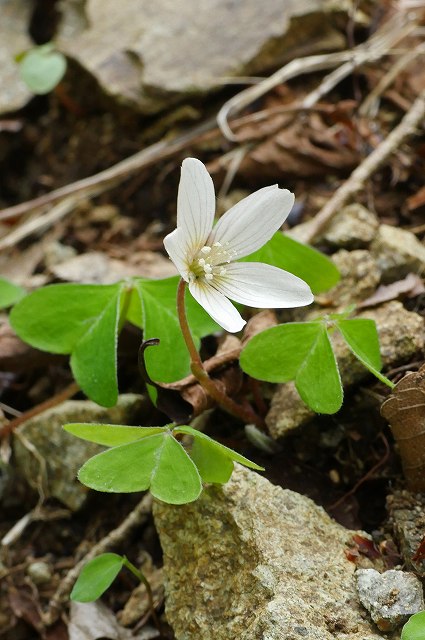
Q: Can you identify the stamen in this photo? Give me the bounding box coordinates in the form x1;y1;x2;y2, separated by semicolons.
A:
204;264;212;273
219;267;227;275
201;246;211;254
212;241;222;247
205;273;214;281
198;258;206;266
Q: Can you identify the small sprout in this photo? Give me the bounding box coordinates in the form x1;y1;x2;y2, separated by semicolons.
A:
17;43;67;94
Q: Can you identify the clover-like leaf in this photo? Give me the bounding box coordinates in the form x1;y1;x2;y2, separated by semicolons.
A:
78;432;202;504
70;553;124;602
175;425;264;484
0;278;26;309
19;43;67;94
243;232;340;294
336;318;393;387
131;277;218;383
240;322;343;413
63;423;167;447
401;611;425;640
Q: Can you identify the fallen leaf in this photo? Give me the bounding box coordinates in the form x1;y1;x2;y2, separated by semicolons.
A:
358;273;425;308
69;600;160;640
381;365;425;492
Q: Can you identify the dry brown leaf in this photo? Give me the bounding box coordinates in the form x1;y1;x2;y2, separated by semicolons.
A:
381;365;425;491
358;272;425;308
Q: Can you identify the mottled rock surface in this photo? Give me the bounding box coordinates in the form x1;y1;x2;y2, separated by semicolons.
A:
58;0;348;113
320;204;379;249
154;466;396;640
371;224;425;282
14;394;146;510
267;302;424;438
0;0;32;115
326;249;382;305
387;491;425;577
357;569;424;631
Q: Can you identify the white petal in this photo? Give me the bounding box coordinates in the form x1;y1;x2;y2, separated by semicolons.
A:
177;158;216;249
189;281;246;333
163;228;190;281
212;262;314;308
209;186;294;260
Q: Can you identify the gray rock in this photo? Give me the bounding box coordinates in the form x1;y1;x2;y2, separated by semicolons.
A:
267;301;424;438
13;394;147;510
153;465;395;640
371;224;425;282
356;568;424;632
58;0;348;114
0;0;33;115
320;204;379;249
326;249;382;306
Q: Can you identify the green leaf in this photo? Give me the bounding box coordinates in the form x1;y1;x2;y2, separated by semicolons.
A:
133;277;218;383
70;553;124;602
175;425;264;481
70;288;122;407
63;423;167;447
189;437;234;483
0;278;26;309
336;318;393;387
242;232;340;294
295;326;343;413
19;44;66;94
402;611;425;640
10;283;122;353
78;432;202;504
240;322;323;382
11;283;124;406
240;322;343;413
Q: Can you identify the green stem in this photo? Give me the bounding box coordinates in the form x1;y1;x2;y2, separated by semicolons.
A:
122;557;161;631
177;279;265;428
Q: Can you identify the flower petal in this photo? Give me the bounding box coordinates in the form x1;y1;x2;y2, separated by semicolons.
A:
209;186;294;259
177;158;216;249
212;262;314;308
163;228;190;281
189;281;246;333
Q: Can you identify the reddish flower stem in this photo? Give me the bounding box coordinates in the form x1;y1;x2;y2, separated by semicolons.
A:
177;279;264;428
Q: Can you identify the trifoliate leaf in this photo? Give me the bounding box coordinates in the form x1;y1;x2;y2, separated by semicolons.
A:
70;553;124;602
240;321;343;413
78;432;202;504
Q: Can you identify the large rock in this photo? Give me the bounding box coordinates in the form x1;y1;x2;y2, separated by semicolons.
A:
0;0;33;115
153;466;395;640
267;301;424;438
13;394;147;510
370;224;425;282
58;0;348;113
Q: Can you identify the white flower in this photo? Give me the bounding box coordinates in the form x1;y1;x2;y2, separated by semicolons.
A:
164;158;314;333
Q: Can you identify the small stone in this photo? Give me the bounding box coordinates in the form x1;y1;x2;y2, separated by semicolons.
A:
371;224;425;282
154;466;393;640
13;394;147;510
27;561;52;585
267;301;424;438
321;204;379;249
356;568;424;631
327;250;381;306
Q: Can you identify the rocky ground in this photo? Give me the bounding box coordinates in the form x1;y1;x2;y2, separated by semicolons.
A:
0;1;425;639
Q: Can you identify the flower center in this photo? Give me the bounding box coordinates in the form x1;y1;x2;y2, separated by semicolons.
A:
188;241;235;283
